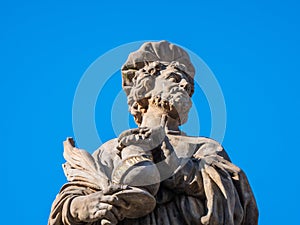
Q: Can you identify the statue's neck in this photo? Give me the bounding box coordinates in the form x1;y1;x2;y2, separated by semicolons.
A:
140;105;180;132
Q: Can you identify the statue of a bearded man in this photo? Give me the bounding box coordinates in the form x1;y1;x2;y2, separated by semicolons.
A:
48;41;258;225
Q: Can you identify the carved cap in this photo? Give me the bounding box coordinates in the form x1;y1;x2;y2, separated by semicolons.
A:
121;40;195;95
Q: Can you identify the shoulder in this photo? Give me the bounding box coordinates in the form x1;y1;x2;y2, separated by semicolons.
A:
92;138;119;157
194;136;230;160
91;138;121;176
168;135;230;161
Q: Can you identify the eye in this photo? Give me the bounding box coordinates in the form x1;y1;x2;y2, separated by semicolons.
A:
167;73;182;83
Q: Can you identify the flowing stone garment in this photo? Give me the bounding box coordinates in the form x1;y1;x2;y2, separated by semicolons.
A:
48;135;258;225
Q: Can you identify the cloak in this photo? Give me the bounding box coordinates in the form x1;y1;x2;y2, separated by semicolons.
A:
48;135;258;225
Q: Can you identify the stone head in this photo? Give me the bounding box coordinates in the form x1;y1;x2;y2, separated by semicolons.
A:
121;41;195;126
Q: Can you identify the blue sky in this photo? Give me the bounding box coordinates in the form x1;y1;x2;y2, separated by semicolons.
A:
1;1;299;224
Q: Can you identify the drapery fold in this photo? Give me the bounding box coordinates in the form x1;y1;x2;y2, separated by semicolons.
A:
48;136;258;225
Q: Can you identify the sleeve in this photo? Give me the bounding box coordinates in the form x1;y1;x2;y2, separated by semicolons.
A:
48;183;93;225
162;140;259;225
160;139;226;197
161;158;204;197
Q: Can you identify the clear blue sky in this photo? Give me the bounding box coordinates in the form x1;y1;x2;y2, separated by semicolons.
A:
1;1;299;224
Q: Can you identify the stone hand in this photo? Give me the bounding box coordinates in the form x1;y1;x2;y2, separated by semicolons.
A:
118;126;166;151
70;191;125;224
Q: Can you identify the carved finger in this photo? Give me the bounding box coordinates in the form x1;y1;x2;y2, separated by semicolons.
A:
139;127;150;134
118;128;139;142
118;137;127;146
99;195;118;205
131;128;141;134
94;210;118;225
119;136;133;146
103;183;127;195
134;134;140;141
144;129;152;138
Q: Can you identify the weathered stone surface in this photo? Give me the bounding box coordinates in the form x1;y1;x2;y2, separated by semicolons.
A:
48;40;258;225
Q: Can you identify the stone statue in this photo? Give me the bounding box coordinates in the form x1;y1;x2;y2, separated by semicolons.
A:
48;41;258;225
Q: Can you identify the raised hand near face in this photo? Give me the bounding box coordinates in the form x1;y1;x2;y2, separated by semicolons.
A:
117;125;166;152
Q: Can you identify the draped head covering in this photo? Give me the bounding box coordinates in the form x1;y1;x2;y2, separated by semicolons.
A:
121;40;195;95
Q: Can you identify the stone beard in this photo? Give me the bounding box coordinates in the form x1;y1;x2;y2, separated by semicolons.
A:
48;41;258;225
128;62;193;126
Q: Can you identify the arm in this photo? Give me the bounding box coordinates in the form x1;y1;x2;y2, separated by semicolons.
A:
48;182;126;225
160;158;204;197
160;138;230;197
48;139;125;225
161;138;258;225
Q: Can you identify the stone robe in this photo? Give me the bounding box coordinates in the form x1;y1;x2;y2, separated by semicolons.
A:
48;135;258;225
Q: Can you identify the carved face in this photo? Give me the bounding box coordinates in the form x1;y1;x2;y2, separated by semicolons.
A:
128;62;193;125
148;67;192;124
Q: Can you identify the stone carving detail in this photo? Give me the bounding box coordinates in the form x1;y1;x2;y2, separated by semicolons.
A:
48;41;258;225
